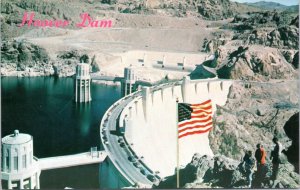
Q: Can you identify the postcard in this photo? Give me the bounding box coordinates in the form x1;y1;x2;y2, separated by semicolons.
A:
1;0;299;189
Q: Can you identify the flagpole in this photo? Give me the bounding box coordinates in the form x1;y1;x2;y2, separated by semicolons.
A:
176;98;180;188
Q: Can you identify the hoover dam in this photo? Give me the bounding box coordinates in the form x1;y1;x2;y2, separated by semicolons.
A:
100;74;233;186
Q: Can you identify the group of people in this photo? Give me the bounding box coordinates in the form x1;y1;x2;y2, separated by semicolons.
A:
242;137;283;188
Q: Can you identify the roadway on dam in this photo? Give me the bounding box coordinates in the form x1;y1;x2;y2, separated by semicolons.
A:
101;94;153;187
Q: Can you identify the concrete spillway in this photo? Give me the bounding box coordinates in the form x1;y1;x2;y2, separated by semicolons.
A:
38;151;107;170
118;77;232;178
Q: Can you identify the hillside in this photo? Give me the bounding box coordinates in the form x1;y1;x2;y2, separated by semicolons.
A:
1;0;298;79
246;1;286;10
0;0;263;39
246;1;299;12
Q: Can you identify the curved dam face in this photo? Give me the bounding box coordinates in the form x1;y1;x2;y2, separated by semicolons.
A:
119;77;232;178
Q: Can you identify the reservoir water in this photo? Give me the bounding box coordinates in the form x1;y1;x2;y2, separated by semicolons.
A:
1;77;128;188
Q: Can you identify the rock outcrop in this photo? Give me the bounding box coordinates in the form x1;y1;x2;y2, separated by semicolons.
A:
216;46;297;81
54;50;91;77
232;11;296;28
243;25;299;49
208;81;299;188
197;0;235;20
196;0;262;20
210;81;298;159
290;15;299;27
157;153;299;188
1;41;95;77
156;154;239;188
1;40;53;76
261;25;299;49
283;113;299;173
292;51;299;69
281;50;299;68
230;12;299;49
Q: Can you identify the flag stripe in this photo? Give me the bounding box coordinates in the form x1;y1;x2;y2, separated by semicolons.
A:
179;124;212;137
190;114;210;119
192;109;212;114
191;99;211;107
178;116;212;128
191;111;212;117
179;122;212;132
179;122;213;134
178;127;213;139
191;104;212;110
178;114;211;125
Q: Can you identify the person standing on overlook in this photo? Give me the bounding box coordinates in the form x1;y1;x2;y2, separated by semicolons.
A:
242;150;256;188
255;143;267;186
270;137;283;181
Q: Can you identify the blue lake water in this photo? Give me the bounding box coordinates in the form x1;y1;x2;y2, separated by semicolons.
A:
1;77;127;188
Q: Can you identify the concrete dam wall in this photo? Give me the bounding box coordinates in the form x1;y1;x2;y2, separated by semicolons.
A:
119;77;232;178
98;50;209;83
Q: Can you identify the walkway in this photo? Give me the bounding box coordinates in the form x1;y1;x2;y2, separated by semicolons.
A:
38;151;107;170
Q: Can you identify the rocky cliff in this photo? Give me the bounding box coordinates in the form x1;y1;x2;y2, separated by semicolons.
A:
230;11;299;50
157;81;299;188
0;40;53;76
283;113;299;173
157;152;299;188
208;81;299;188
216;45;297;81
196;0;262;20
0;40;96;77
199;8;299;81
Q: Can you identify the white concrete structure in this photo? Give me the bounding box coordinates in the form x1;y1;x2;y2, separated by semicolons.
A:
39;151;107;170
117;50;206;70
75;63;92;102
118;77;232;178
95;50;208;84
1;130;41;189
121;67;137;96
1;130;107;189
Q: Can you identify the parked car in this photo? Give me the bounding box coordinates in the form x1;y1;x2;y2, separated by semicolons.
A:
103;140;109;145
120;142;125;147
146;175;155;182
118;138;124;143
128;156;136;162
133;161;141;168
140;168;147;175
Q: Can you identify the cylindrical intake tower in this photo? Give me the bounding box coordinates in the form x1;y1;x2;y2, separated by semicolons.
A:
1;130;41;189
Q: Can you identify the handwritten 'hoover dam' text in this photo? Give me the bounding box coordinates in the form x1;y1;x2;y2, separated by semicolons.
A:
19;12;112;28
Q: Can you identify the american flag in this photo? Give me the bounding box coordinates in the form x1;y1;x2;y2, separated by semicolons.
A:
178;99;213;139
